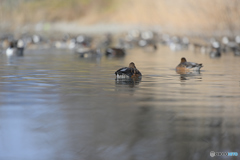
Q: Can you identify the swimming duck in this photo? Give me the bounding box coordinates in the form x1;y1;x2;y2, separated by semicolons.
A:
6;41;16;56
106;48;125;57
76;48;101;58
176;57;203;72
209;47;221;58
115;62;142;79
6;40;25;57
16;39;24;56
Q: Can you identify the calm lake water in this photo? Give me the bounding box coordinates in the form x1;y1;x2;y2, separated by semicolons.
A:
0;46;240;160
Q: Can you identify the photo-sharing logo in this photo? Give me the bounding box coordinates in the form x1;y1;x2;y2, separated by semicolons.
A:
210;151;238;157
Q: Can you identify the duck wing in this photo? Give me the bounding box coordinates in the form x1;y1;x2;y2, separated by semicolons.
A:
115;67;135;77
133;68;142;76
185;62;202;69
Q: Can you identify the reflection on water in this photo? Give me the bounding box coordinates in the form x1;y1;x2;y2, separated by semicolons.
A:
115;78;142;88
176;71;202;81
0;47;240;160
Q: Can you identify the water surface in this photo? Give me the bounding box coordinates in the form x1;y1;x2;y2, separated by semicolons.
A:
0;47;240;160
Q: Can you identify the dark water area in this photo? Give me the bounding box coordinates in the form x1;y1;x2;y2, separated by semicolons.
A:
0;47;240;160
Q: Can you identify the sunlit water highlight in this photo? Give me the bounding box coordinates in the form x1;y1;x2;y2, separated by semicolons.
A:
0;47;240;160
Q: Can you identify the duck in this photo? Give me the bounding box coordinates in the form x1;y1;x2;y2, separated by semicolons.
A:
16;39;24;56
176;57;203;72
76;48;101;58
106;48;125;57
209;47;221;58
6;40;25;57
6;41;16;56
115;62;142;79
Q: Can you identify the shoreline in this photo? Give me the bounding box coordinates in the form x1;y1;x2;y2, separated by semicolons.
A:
0;22;239;39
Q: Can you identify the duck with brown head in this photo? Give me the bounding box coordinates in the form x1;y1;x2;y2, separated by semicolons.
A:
176;57;203;72
115;62;142;79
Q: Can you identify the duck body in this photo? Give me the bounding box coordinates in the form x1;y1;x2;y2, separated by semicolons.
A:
6;41;16;57
6;40;24;57
76;47;101;58
209;47;221;58
6;47;16;57
176;57;203;72
16;39;24;56
16;47;24;56
115;62;142;79
106;48;125;57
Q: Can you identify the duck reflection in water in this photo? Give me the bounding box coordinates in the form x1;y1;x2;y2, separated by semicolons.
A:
177;70;202;81
115;77;142;88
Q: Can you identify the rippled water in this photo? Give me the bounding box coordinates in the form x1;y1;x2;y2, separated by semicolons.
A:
0;47;240;160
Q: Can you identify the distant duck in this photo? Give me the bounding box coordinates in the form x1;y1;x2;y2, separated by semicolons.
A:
6;41;16;56
16;39;24;56
101;33;112;47
106;48;125;57
142;43;157;53
115;62;142;79
6;40;24;57
76;48;101;58
176;57;203;72
209;47;221;58
231;47;240;56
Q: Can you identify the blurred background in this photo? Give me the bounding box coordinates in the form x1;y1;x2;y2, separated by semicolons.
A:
0;1;240;160
1;0;240;36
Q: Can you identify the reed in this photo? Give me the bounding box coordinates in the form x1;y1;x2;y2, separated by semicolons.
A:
0;0;240;36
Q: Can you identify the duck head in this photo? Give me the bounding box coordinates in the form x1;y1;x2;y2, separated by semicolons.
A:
181;57;187;63
9;41;15;48
129;62;136;68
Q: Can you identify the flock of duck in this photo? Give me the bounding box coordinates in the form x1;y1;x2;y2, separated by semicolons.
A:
0;29;239;79
115;57;202;80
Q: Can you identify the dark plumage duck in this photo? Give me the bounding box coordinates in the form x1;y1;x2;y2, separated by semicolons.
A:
6;41;16;56
106;48;125;57
16;39;24;56
210;47;221;58
76;48;101;58
232;47;240;56
115;62;142;79
176;57;203;72
6;40;24;57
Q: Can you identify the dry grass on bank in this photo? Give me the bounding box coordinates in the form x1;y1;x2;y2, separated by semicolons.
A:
1;0;240;35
